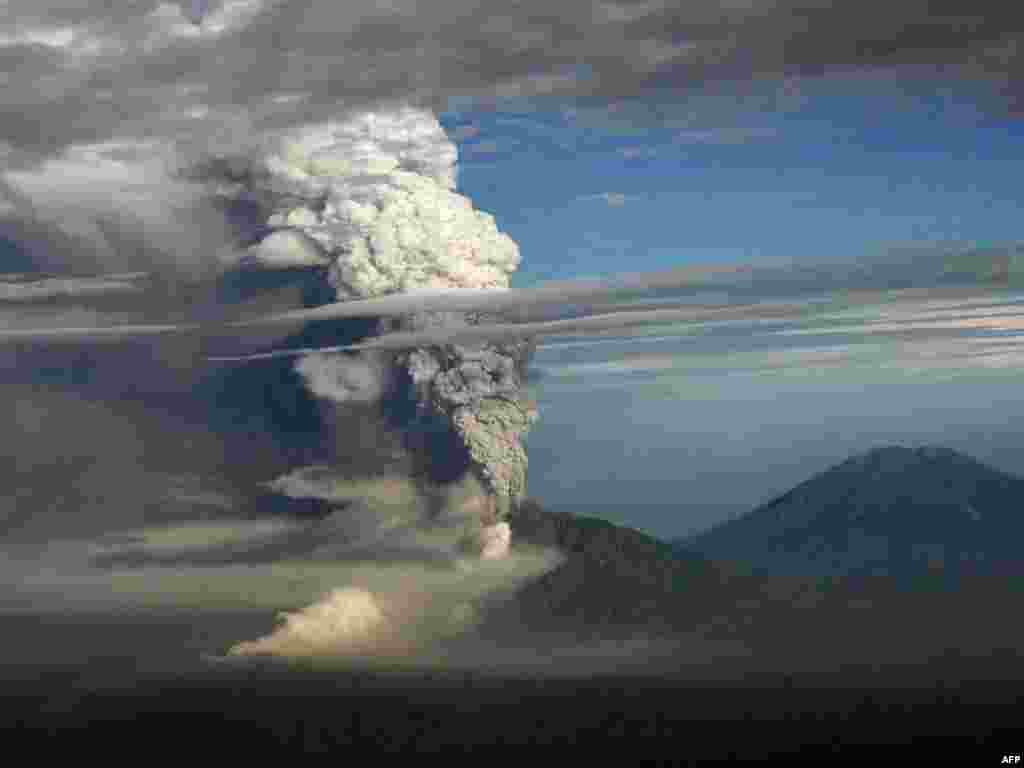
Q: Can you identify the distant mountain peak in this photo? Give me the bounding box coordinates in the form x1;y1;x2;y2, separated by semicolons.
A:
840;443;972;471
684;444;1024;579
911;443;958;458
852;442;960;459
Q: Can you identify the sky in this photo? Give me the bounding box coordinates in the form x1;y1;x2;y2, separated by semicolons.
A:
429;73;1024;540
446;75;1024;286
524;293;1024;539
2;0;1024;667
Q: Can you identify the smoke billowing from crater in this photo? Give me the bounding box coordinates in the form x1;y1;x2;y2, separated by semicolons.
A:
2;65;544;663
195;104;540;534
228;587;387;657
293;350;395;405
205;106;521;296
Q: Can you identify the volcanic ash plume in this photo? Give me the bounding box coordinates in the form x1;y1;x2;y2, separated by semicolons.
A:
404;330;539;520
479;522;512;560
228;587;385;657
216;106;538;540
293;349;394;405
242;105;521;296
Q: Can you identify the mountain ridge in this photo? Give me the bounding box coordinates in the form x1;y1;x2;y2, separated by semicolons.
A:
476;490;1024;681
680;443;1024;580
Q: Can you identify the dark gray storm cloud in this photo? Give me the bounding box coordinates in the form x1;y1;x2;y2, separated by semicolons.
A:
1;0;1021;170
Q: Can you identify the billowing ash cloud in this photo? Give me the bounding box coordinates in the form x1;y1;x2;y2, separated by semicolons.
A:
0;92;543;665
242;229;330;269
228;106;521;296
229;587;386;657
403;331;538;517
4;141;239;279
293;350;394;405
186;103;539;533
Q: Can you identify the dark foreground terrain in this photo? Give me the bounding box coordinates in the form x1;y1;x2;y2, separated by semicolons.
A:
684;444;1024;581
3;658;1022;758
3;497;1023;758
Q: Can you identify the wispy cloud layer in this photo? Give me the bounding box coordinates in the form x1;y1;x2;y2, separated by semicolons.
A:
527;289;1024;394
576;192;637;207
2;0;1021;174
0;273;148;303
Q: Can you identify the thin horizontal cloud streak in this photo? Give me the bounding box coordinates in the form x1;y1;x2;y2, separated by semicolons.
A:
577;192;635;207
5;245;1024;358
0;274;148;303
0;264;748;344
670;127;779;145
618;145;659;160
777;303;1024;336
534;292;1024;392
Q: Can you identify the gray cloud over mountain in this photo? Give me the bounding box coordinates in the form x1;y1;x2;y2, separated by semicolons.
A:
2;1;1021;170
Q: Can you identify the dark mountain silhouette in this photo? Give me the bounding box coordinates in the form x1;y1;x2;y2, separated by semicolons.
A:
480;499;763;640
463;497;1024;686
469;496;1024;684
680;444;1024;581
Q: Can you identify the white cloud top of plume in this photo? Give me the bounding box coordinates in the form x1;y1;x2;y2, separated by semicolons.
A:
234;106;522;295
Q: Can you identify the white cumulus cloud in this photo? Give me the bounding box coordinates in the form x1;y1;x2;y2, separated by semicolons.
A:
236;106;521;296
293;350;394;404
